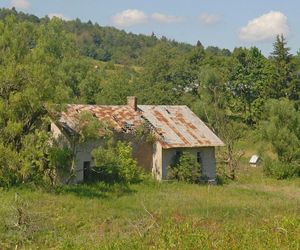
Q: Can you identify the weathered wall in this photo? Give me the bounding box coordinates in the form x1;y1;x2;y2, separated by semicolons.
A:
51;122;61;140
74;140;103;182
50;122;70;147
74;138;154;182
51;122;103;183
51;124;155;182
131;141;153;172
115;132;154;173
51;122;216;182
161;147;216;180
152;142;163;180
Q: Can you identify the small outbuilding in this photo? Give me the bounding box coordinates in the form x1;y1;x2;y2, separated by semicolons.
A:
249;155;260;167
50;97;224;183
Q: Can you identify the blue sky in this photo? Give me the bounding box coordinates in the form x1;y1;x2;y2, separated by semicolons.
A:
1;0;300;55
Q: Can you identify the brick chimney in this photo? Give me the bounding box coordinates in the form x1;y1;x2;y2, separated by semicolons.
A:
127;96;137;111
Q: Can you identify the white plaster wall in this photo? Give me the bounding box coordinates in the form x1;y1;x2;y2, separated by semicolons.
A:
51;122;61;140
161;147;216;180
74;140;103;183
51;122;103;183
199;147;216;179
152;142;163;180
50;122;70;147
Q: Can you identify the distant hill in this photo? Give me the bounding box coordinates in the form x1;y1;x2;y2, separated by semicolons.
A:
0;8;196;65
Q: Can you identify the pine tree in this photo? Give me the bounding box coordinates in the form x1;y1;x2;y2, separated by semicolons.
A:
269;35;298;99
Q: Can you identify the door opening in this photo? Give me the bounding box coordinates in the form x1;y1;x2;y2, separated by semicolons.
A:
83;161;91;182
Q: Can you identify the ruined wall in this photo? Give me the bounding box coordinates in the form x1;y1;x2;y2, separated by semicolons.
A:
51;122;104;183
51;124;155;182
74;140;103;182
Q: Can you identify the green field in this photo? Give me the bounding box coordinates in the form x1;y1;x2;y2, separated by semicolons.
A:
0;168;299;250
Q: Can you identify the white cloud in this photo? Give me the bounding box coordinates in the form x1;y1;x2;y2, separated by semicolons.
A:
111;9;148;27
151;13;184;24
199;13;221;25
48;13;70;21
10;0;30;9
239;11;289;42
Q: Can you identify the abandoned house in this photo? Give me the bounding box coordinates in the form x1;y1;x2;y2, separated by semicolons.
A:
50;97;224;182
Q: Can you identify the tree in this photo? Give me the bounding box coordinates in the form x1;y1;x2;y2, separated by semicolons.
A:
269;35;299;99
217;118;245;180
136;42;204;105
196;40;204;49
262;99;300;178
228;47;272;124
135;43;183;104
78;67;103;104
95;69;134;105
271;35;291;63
0;16;79;186
263;99;300;163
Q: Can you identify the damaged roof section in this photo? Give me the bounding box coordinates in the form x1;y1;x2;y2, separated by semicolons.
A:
59;104;142;135
56;103;224;148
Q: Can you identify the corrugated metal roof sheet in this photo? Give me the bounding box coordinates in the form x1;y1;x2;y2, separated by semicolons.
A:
57;104;224;148
138;105;224;148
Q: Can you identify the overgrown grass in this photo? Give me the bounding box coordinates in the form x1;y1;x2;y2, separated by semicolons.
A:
0;169;299;249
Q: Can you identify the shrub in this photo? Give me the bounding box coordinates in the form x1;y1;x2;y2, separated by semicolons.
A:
263;157;300;179
168;152;201;183
0;144;21;187
92;141;141;184
262;99;300;179
48;146;72;184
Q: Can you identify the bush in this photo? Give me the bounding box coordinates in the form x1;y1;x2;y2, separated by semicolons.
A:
0;144;21;187
262;99;300;179
263;157;300;180
48;146;72;184
92;141;141;184
168;152;201;183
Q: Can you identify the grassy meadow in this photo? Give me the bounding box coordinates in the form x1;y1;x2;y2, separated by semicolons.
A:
0;167;299;250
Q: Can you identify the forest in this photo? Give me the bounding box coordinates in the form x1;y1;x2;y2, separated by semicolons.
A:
0;7;300;187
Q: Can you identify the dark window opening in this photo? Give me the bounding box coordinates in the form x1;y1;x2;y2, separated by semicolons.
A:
47;123;51;132
83;161;91;182
173;150;183;164
176;151;182;157
172;150;182;164
197;152;202;164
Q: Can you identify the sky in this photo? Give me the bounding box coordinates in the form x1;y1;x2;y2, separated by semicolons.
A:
1;0;300;55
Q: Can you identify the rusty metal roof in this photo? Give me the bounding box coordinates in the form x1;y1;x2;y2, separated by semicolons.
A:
59;104;142;134
138;105;224;148
57;104;224;148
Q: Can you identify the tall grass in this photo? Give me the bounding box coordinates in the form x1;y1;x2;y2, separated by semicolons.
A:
0;168;299;249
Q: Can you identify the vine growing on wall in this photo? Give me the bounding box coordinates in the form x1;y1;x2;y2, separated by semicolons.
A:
134;122;156;144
